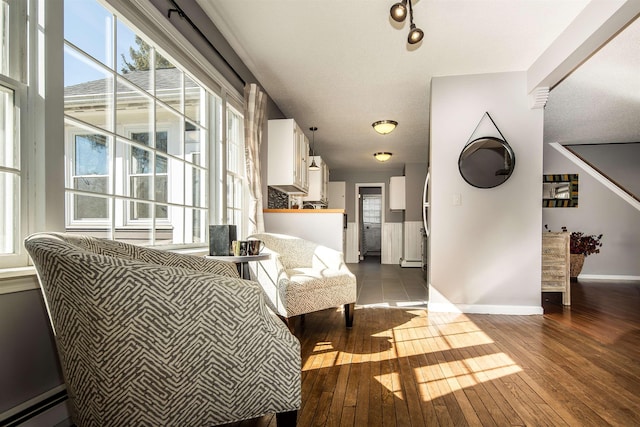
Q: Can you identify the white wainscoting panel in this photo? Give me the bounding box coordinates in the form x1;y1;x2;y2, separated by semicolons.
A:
382;222;403;265
403;221;422;263
345;223;359;264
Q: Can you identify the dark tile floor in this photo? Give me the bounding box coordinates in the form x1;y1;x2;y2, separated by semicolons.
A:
348;255;429;308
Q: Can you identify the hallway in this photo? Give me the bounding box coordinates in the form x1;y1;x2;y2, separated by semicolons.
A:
349;257;429;308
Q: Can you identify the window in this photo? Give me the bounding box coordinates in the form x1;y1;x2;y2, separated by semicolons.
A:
63;0;233;247
71;134;109;222
0;85;18;256
362;195;382;224
0;0;246;268
129;131;169;221
226;105;246;236
0;0;27;268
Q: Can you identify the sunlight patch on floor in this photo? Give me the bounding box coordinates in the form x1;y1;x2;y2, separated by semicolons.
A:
414;352;522;401
373;372;404;401
303;308;523;403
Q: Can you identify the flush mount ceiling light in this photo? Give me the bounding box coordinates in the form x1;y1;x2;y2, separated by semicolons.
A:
390;0;424;44
372;120;398;135
374;152;393;162
308;126;320;171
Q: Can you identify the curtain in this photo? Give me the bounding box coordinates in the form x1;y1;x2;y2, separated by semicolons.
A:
244;83;267;235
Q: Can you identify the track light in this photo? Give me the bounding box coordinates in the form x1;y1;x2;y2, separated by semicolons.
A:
408;23;424;44
389;0;423;45
390;0;407;22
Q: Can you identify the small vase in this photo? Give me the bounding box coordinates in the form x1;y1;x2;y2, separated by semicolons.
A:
570;253;585;280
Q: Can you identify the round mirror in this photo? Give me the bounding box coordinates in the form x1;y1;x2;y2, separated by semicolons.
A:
458;137;515;188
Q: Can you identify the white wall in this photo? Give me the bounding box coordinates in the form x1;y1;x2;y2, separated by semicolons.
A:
429;72;543;315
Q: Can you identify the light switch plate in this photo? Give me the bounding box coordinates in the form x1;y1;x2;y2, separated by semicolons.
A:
452;193;462;206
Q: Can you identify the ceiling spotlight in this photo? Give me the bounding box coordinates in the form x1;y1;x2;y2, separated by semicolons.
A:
374;152;393;162
390;0;423;45
309;126;320;171
390;0;407;22
372;120;398;135
408;23;424;44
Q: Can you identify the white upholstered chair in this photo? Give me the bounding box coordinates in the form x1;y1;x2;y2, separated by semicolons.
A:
247;233;357;332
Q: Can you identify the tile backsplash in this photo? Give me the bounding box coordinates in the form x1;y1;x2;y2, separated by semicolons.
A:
268;186;289;209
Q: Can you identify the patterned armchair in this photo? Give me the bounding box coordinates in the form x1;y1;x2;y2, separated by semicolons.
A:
247;233;356;332
24;232;301;427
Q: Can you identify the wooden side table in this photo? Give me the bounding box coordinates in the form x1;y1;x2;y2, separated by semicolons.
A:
205;253;270;279
542;232;570;305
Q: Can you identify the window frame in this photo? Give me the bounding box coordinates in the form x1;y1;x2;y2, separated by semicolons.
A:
225;102;247;238
67;131;112;225
124;128;171;226
0;0;30;269
0;75;28;268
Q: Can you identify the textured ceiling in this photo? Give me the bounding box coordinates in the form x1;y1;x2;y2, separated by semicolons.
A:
545;16;640;145
195;0;624;172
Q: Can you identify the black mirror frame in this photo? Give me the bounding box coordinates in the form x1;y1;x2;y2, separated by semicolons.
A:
458;136;516;189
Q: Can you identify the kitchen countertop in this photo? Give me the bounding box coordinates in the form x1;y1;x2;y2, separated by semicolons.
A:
263;209;345;214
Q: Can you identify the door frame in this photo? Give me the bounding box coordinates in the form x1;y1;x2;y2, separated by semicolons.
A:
354;182;385;262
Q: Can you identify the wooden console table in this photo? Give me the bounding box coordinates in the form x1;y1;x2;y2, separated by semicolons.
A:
542;232;570;305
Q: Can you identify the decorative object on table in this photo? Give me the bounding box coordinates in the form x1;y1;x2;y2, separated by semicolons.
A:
459;112;515;188
232;240;249;256
247;239;264;255
543;174;579;207
209;224;237;255
545;225;603;280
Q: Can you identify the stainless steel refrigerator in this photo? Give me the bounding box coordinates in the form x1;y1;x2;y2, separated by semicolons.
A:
421;170;430;282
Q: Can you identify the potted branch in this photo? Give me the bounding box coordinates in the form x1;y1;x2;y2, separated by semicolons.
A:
564;227;603;280
545;225;603;280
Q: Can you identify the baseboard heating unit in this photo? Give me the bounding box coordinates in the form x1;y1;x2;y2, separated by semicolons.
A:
0;386;67;427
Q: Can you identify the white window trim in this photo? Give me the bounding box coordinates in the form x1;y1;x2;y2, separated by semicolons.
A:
103;0;243;107
0;76;28;268
123;127;172;227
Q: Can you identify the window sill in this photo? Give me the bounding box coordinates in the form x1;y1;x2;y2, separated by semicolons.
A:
0;267;39;295
0;247;208;295
0;266;37;279
170;247;208;256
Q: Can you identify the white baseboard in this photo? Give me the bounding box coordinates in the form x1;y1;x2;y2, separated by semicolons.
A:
400;259;422;268
428;302;543;316
578;274;640;281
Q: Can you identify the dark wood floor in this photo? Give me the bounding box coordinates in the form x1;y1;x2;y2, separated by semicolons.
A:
226;277;640;426
542;279;640;356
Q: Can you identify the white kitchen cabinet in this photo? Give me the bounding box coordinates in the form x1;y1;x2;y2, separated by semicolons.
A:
389;176;406;210
303;156;329;203
267;119;309;194
328;181;346;209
